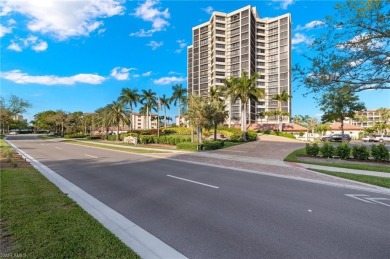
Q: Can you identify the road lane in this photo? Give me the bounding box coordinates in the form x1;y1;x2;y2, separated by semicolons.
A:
6;136;390;258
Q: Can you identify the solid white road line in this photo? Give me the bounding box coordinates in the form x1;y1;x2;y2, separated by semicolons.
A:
167;175;219;189
84;154;98;159
55;147;62;149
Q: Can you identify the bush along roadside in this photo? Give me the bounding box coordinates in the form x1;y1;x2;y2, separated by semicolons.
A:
305;143;389;162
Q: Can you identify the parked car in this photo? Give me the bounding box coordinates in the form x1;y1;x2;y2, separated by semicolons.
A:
321;133;351;142
362;135;375;142
8;131;18;135
372;134;390;143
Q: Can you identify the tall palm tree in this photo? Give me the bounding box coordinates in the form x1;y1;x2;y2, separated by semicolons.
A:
108;101;128;141
118;88;139;131
159;94;171;128
170;84;187;126
139;89;157;129
271;90;292;131
187;95;212;144
225;71;264;141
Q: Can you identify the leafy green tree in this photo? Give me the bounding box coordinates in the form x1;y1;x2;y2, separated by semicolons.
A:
0;95;31;133
320;85;366;136
187;95;214;144
159;94;171;128
314;123;331;137
295;0;390;94
118;88;139;131
225;72;265;141
139;89;157;129
170;84;187;125
33;111;57;132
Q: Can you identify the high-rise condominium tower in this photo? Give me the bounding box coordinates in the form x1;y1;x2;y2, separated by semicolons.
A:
187;5;291;125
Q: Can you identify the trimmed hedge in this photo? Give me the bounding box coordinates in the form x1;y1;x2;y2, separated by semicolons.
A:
138;135;191;145
320;142;335;158
352;145;369;160
176;142;200;151
371;144;389;162
306;143;319;157
202;141;224;150
64;133;87;139
335;143;351;159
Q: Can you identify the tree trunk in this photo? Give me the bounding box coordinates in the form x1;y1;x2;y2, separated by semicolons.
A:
164;106;167;128
178;101;181;126
242;101;247;141
214;123;217;141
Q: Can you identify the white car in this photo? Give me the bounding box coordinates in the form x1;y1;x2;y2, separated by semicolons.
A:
9;131;18;135
372;134;390;143
362;135;374;142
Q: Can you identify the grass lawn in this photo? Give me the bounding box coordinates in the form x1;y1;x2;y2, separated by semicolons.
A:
0;139;139;258
64;140;169;153
284;148;390;173
0;168;139;258
311;169;390;189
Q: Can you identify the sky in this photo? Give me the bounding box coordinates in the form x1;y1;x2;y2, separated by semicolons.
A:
1;0;389;123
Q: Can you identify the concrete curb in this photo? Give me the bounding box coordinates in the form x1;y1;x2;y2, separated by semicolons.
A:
6;139;187;259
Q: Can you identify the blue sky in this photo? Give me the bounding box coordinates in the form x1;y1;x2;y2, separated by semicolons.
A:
1;0;389;123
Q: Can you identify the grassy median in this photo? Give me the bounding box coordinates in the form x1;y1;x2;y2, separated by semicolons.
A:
284;148;390;173
0;140;139;258
311;169;390;189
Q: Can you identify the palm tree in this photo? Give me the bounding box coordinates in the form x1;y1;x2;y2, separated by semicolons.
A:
159;94;171;128
223;77;237;127
211;99;229;141
108;101;128;141
118;88;139;131
271;90;292;131
170;84;187;126
225;71;264;141
139;89;157;129
95;105;112;140
166;116;173;125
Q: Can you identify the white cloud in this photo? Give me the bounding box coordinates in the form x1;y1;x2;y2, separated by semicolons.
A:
7;35;48;52
154;76;185;85
142;71;152;77
1;70;106;85
169;71;181;75
129;29;154;37
295;20;325;31
292;33;313;45
272;0;294;10
131;0;170;37
147;40;163;50
0;19;16;37
202;6;214;14
0;24;12;37
7;42;22;52
175;39;187;53
110;67;132;80
31;40;48;52
0;0;124;40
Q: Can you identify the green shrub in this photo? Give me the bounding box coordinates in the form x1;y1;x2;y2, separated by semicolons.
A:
263;130;271;134
107;135;117;141
335;143;351;159
86;136;101;140
270;131;296;139
202;141;224;150
352;145;369;160
247;131;258;141
63;133;87;138
176;142;201;151
320;142;335;158
162;126;191;135
306;143;319;157
371;144;390;162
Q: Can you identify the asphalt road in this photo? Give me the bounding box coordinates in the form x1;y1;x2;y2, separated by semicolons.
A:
6;135;390;258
